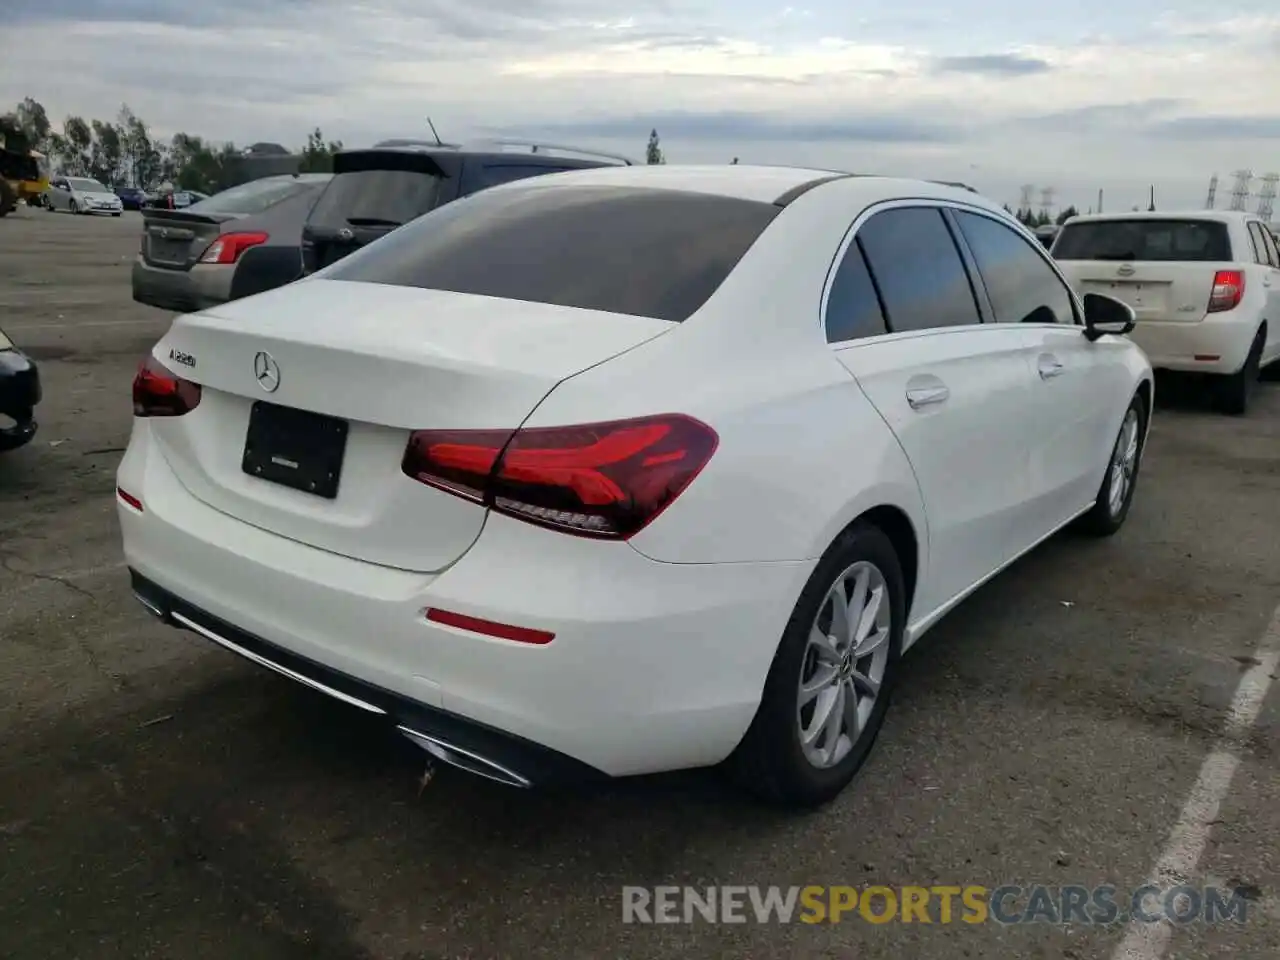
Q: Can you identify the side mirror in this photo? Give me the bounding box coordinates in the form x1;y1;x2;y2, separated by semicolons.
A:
1082;293;1136;341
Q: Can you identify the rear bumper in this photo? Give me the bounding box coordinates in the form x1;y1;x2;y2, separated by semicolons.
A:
116;422;812;780
132;258;234;313
1128;314;1259;375
0;348;40;450
129;570;605;786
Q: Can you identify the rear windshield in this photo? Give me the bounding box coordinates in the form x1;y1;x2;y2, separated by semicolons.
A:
1053;219;1232;262
188;176;328;216
306;169;444;229
320;184;781;322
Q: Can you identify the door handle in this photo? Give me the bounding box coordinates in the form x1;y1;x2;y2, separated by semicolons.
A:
906;385;950;409
1038;355;1065;379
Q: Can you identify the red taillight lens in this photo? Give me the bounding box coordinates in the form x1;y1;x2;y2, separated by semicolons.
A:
132;354;201;417
401;414;719;539
199;231;269;265
1208;270;1244;313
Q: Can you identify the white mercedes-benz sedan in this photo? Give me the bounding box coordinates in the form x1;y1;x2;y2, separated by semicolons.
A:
117;165;1153;808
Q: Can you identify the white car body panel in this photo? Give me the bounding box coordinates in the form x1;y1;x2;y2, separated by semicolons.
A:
1054;210;1280;375
117;166;1154;780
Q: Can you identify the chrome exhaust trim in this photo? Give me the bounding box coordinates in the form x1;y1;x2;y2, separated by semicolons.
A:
397;726;532;789
133;591;168;621
168;610;388;716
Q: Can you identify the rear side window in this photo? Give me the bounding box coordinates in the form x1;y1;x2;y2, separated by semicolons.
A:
1053;219;1232;262
307;170;444;229
1261;226;1280;268
1247;222;1276;267
954;210;1076;325
824;240;887;343
856;207;981;332
188;177;325;216
322;185;780;323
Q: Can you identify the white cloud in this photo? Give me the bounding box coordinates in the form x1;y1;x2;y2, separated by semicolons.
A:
4;0;1280;211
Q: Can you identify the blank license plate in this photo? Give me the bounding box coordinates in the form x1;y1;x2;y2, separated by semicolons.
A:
242;401;348;499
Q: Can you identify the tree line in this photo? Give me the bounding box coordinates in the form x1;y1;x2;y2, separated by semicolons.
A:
2;96;343;194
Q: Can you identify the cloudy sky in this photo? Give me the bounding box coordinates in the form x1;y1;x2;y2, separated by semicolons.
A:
4;0;1280;211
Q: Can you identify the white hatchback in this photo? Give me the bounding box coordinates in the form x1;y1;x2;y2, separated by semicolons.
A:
117;166;1154;807
1053;210;1280;414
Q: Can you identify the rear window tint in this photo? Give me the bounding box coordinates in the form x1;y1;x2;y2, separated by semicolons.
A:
321;185;781;322
307;169;445;230
188;176;328;216
1053;219;1232;262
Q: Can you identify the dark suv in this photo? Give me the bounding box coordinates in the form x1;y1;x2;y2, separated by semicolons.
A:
300;139;634;275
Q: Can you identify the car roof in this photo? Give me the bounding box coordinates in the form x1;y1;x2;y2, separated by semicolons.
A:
477;164;998;210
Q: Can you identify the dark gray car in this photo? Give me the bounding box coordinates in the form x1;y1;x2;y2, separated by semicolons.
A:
132;174;331;313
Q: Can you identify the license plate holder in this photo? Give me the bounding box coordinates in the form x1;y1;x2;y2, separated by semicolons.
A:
242;401;348;499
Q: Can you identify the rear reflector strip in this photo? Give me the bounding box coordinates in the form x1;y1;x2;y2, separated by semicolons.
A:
117;487;143;511
424;608;555;645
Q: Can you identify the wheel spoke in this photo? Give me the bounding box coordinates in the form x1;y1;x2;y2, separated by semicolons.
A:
843;677;863;738
826;587;850;653
852;670;880;698
843;568;870;647
854;585;884;648
808;625;840;664
802;687;839;747
821;681;846;759
799;664;837;706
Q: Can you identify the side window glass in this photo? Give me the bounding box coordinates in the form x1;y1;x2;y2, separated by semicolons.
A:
1261;226;1280;268
953;210;1077;324
478;164;570;191
1247;223;1269;266
825;239;887;343
856;207;981;332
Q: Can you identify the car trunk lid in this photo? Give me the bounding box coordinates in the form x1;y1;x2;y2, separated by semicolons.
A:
145;278;676;572
142;208;239;271
1053;217;1238;323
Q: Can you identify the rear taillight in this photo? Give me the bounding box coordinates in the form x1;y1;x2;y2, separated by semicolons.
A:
199;231;269;265
1208;270;1244;313
401;414;719;539
132;355;201;417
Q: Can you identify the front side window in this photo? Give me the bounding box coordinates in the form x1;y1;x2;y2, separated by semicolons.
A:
855;207;981;332
954;210;1077;324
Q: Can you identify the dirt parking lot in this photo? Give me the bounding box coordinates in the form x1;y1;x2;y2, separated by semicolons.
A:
1;208;1278;960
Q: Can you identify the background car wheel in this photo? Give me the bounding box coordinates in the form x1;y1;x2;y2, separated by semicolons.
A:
1075;391;1147;538
68;199;78;215
1213;325;1264;416
728;521;905;808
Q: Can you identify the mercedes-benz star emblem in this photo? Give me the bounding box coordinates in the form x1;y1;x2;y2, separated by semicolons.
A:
253;351;281;393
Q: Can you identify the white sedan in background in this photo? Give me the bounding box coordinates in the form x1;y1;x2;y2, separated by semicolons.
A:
46;175;123;216
117;165;1153;808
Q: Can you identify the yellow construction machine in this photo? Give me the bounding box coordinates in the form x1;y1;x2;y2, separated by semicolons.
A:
0;118;50;217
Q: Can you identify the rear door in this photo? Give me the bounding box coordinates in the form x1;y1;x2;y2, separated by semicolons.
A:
828;204;1035;615
1052;217;1237;323
300;150;459;274
1246;220;1280;365
951;208;1125;538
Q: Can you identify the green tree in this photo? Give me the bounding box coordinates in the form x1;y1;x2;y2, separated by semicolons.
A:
89;119;123;185
14;97;51;151
646;129;664;165
1055;205;1079;226
299;127;343;173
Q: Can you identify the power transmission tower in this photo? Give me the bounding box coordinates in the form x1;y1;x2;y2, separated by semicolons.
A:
1018;184;1034;218
1228;170;1253;211
1038;187;1055;220
1256;173;1278;220
1205;173;1218;209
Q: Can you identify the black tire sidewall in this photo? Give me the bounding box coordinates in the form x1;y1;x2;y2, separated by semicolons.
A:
1092;393;1147;530
746;522;906;804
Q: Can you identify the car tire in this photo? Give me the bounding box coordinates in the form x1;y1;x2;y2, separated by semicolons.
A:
1214;325;1264;416
727;521;905;809
111;212;121;217
68;199;78;215
1074;391;1147;538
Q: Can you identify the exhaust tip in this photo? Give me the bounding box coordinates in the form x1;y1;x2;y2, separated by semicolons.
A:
133;591;169;622
397;726;532;789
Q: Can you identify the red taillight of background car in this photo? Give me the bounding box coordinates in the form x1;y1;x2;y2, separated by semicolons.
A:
132;354;201;417
199;232;269;265
401;414;719;539
1207;270;1244;313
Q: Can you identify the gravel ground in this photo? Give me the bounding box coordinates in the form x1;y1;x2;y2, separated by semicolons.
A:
1;207;1278;960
